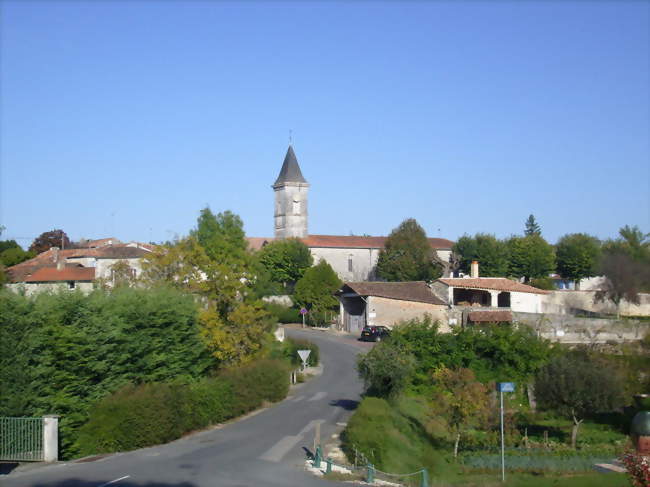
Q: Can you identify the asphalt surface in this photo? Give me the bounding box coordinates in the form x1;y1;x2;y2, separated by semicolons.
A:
1;328;370;487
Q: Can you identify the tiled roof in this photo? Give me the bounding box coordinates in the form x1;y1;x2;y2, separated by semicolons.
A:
302;235;454;250
25;267;95;282
84;237;121;248
437;278;550;294
340;281;446;305
468;310;513;323
273;145;307;186
7;243;151;282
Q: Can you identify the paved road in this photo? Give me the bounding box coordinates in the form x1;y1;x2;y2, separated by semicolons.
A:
2;328;368;487
0;330;367;487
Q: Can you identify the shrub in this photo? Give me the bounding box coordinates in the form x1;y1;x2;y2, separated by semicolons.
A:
357;342;416;398
218;359;290;416
263;303;302;324
77;359;289;455
529;277;556;290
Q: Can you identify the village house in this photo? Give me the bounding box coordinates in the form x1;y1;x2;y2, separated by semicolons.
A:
6;238;152;295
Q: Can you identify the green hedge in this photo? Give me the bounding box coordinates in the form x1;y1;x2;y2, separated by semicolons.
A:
77;359;289;455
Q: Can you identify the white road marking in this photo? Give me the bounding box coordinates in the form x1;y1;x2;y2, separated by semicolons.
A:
308;391;327;402
298;419;325;436
259;435;302;462
97;476;130;487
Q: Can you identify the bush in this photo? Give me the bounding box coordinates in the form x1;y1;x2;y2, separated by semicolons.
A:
357;342;416;398
77;359;289;455
218;359;290;416
529;277;556;290
263;303;302;324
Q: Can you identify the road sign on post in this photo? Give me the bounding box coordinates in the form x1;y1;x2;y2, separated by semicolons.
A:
497;382;515;482
297;349;311;370
300;308;308;328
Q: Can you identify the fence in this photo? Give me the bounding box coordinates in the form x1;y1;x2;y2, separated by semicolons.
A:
311;445;429;487
0;416;58;462
0;417;43;462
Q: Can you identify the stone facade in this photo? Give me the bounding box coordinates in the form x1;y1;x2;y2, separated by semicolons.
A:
273;182;309;239
365;295;449;331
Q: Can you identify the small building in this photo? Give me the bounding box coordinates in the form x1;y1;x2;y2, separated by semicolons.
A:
22;266;95;295
336;281;448;333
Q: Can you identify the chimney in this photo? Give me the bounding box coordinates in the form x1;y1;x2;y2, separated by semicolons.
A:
56;258;65;271
51;247;59;263
470;260;479;279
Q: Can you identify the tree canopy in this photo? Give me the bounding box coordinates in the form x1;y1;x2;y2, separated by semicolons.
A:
29;229;71;254
376;218;441;282
507;234;555;281
294;259;341;320
452;233;509;277
256;238;313;291
555;233;601;287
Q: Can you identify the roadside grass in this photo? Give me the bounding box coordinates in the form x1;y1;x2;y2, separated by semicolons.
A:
342;395;630;487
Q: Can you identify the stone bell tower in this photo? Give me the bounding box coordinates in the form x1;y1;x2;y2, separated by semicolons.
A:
273;145;309;239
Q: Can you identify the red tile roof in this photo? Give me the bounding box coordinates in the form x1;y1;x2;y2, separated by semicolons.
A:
247;237;274;251
437;278;550;295
302;235;454;250
7;243;151;282
340;281;446;305
25;267;95;282
468;310;513;323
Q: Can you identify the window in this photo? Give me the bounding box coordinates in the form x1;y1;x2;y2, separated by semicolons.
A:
293;198;300;215
68;281;76;290
348;255;354;272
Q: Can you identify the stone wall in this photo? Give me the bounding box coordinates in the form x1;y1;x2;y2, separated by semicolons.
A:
8;281;94;296
310;247;381;282
542;291;650;317
513;311;650;344
366;296;449;332
274;182;309;239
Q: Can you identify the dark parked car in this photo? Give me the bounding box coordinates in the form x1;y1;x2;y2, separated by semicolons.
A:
359;325;391;342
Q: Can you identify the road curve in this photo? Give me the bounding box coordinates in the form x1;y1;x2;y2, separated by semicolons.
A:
2;328;367;487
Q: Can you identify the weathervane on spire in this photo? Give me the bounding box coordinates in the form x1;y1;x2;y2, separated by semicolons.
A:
289;129;293;145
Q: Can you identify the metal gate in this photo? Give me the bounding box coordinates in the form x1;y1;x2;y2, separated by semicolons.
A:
0;417;43;461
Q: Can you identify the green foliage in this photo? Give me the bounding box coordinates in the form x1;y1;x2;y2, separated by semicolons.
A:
529;277;556;290
556;233;601;284
525;214;542;236
294;259;341;315
0;286;214;458
596;252;648;309
256;238;313;290
376;218;442;281
453;233;509;277
263;302;302;324
192;207;248;264
535;351;626;421
387;317;554;387
507;234;556;281
0;245;35;267
357;342;416;398
217;359;290;417
77;358;289;455
29;229;71;254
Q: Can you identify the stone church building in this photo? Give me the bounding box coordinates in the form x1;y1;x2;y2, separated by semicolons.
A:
249;146;454;282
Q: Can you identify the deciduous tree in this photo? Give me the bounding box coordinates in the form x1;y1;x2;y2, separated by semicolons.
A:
535;351;625;448
555;233;601;289
294;259;341;322
29;229;71;254
376;218;441;281
357;342;416;398
256;238;313;290
453;233;509;277
507;234;555;282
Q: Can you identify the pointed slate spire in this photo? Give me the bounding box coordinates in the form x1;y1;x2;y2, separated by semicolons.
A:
274;145;307;186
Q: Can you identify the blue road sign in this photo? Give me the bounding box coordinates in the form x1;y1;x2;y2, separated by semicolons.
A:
497;382;515;393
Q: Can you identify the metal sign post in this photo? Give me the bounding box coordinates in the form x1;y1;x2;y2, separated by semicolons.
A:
297;349;311;371
300;308;308;328
497;382;515;482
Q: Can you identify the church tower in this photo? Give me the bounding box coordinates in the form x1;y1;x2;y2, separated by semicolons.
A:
273;145;309;239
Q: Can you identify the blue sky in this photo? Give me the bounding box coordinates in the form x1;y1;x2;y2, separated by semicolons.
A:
1;1;648;247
